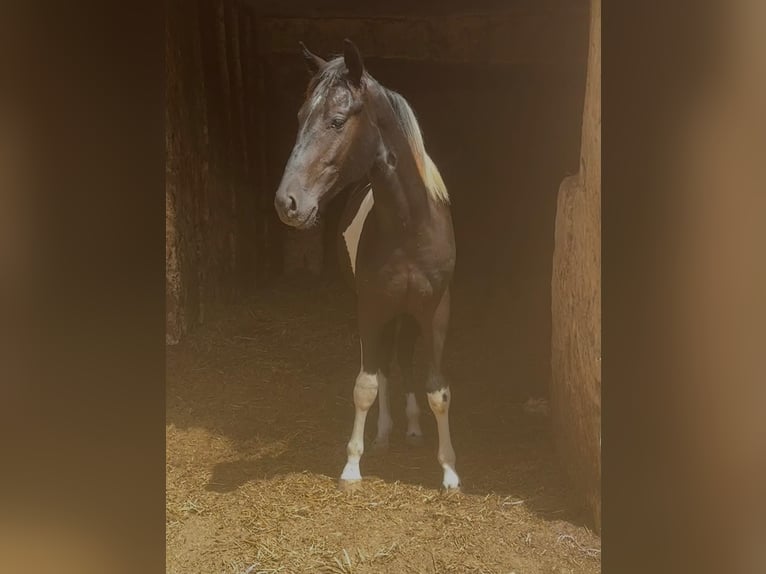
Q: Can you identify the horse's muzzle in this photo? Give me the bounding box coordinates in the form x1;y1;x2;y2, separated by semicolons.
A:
274;192;298;222
274;192;317;228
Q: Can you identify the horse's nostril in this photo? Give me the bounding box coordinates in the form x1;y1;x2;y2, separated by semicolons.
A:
288;195;297;213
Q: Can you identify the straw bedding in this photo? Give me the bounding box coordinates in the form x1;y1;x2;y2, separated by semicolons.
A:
166;279;600;573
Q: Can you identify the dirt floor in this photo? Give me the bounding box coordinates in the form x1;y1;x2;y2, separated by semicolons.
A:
166;278;601;573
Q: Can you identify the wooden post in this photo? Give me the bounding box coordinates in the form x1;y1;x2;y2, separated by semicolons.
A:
550;0;601;532
165;0;210;343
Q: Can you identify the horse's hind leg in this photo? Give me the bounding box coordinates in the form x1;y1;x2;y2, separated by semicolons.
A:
397;315;424;447
371;318;397;453
420;288;461;491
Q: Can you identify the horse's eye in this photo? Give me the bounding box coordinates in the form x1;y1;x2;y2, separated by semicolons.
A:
331;117;346;130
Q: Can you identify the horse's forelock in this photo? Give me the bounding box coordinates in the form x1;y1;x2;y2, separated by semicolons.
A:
304;56;373;103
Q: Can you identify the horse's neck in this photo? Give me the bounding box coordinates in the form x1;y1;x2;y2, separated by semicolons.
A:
366;93;430;234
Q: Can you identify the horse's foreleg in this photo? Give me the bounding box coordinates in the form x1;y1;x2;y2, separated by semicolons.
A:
422;289;461;491
427;381;459;490
339;323;384;490
339;366;378;489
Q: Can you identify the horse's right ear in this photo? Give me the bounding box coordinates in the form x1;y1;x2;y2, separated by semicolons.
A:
299;41;326;75
343;38;364;87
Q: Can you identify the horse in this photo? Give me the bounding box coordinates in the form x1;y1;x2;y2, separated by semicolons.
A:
274;39;460;492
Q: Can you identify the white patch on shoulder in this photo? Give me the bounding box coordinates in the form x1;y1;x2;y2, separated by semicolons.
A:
342;187;374;276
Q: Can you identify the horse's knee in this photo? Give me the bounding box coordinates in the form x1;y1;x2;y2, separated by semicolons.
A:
353;371;378;410
427;386;450;416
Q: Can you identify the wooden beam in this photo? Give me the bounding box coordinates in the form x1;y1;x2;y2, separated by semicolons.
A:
256;10;588;66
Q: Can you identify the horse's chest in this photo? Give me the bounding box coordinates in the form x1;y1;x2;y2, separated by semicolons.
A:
340;187;374;277
338;187;452;299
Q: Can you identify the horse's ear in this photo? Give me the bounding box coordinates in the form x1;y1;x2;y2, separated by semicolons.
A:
343;38;364;87
299;41;326;75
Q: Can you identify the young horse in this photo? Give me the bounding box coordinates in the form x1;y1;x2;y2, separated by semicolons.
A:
274;39;460;491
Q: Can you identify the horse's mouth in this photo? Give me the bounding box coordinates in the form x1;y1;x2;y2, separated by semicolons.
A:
295;206;318;229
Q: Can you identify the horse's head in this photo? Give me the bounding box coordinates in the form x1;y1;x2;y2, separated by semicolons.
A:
274;39;378;228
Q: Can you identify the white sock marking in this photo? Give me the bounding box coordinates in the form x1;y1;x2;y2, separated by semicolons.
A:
405;392;422;437
342;187;374;276
427;387;460;489
341;370;378;481
442;466;460;489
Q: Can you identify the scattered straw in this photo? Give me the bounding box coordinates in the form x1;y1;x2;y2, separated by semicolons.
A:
167;280;601;574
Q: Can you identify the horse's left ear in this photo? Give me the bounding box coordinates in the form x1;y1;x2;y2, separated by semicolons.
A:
343;38;364;87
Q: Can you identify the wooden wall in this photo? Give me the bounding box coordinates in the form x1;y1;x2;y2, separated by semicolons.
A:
166;0;600;531
165;0;279;344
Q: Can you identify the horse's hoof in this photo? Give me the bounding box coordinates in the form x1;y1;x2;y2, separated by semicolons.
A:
404;433;424;447
370;439;390;454
442;467;461;493
338;478;363;492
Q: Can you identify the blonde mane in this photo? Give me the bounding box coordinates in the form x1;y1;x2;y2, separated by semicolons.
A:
385;89;450;204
